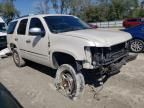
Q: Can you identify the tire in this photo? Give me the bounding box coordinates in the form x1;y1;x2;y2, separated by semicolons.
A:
12;48;26;67
55;64;85;100
130;39;144;53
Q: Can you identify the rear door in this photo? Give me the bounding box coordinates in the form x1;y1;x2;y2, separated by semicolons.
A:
16;19;28;53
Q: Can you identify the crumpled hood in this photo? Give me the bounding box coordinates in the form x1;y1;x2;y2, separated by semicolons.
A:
0;32;7;37
61;29;132;47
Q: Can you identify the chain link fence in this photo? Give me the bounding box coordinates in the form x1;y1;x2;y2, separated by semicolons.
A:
90;20;123;28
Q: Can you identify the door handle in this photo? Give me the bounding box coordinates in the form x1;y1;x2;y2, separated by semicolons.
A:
15;38;18;41
26;40;31;43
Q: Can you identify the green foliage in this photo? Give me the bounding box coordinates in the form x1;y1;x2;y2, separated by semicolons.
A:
81;6;99;22
0;0;19;23
78;0;140;22
36;0;141;22
50;0;92;15
51;0;71;14
132;8;144;18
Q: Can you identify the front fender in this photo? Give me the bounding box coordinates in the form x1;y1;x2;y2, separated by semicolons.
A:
50;34;96;60
50;48;86;61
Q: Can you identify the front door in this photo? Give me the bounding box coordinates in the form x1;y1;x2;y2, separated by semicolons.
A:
24;17;50;66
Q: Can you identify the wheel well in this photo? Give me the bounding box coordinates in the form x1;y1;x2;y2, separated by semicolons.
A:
52;52;76;68
132;38;144;42
10;43;17;51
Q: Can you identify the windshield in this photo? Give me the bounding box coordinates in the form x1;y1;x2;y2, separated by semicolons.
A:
44;16;91;33
0;23;6;32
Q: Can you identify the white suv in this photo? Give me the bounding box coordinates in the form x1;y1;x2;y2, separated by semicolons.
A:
0;17;7;49
7;14;135;99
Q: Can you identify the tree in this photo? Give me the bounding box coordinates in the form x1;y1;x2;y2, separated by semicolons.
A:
35;0;50;14
110;0;126;19
81;6;100;22
50;0;92;15
132;8;144;18
0;4;3;15
69;0;92;15
51;0;71;14
0;0;20;23
33;0;141;22
82;0;139;22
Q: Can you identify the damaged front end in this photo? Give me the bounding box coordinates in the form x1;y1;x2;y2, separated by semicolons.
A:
84;42;137;75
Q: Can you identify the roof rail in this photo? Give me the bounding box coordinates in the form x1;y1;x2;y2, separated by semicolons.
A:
15;14;34;19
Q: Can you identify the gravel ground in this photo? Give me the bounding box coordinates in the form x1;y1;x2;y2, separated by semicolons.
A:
0;54;144;108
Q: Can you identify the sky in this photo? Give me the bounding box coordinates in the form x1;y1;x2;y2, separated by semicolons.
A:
1;0;143;16
14;0;40;16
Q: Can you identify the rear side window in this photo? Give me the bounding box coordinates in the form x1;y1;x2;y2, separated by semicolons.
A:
17;19;28;35
7;21;17;34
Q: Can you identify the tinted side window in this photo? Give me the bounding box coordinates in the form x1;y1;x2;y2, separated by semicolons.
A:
128;19;140;22
17;19;28;35
127;19;137;22
7;21;17;34
29;18;45;35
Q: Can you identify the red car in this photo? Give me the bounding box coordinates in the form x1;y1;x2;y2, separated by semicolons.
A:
88;24;98;29
123;18;144;28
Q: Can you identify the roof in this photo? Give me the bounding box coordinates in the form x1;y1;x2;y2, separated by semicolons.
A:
14;14;73;20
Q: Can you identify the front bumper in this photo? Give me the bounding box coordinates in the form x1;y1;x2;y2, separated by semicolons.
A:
102;53;137;75
83;41;137;70
92;42;129;66
81;53;137;80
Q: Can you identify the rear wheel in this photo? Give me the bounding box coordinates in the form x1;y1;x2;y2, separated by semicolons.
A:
12;48;25;67
130;39;144;53
55;64;85;100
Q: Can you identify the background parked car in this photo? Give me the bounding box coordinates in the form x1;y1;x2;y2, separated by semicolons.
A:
123;24;144;53
0;17;7;49
88;23;98;29
123;18;144;28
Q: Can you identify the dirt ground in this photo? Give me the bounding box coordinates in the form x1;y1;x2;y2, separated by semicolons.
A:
0;54;144;108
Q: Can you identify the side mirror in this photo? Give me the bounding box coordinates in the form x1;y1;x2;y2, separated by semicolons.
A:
29;28;45;37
